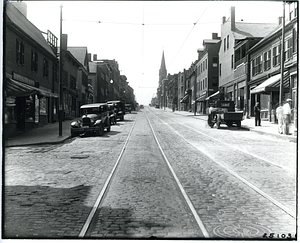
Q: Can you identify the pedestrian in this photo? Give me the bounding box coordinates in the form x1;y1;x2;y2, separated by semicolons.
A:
254;102;261;126
282;98;292;135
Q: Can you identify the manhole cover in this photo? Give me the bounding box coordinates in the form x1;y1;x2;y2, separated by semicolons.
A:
71;155;90;159
213;223;271;238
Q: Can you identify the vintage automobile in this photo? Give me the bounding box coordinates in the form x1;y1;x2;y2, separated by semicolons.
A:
108;103;117;125
207;100;244;129
70;103;111;137
107;100;125;121
125;104;132;113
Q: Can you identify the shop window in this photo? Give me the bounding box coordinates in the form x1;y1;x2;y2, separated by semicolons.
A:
16;39;25;65
264;50;271;71
25;96;35;122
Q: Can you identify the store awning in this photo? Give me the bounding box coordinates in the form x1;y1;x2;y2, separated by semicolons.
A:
205;91;220;100
250;72;289;94
180;94;189;103
5;78;59;98
196;94;207;102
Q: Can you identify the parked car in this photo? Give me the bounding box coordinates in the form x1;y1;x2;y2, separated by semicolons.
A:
107;100;125;121
70;103;111;137
125;104;132;113
155;104;159;108
108;103;117;125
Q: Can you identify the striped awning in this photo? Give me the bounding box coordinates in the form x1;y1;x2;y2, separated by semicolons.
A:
250;72;289;94
5;78;59;98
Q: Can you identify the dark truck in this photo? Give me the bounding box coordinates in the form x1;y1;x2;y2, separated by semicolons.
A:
207;100;244;129
107;100;125;121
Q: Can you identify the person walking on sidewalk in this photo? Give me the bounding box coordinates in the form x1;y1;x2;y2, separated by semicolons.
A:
254;102;261;126
283;98;292;135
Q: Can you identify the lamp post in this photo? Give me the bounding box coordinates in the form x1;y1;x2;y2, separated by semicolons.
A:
59;4;63;136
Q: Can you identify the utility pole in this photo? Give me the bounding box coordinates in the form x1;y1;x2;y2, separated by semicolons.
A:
279;1;285;105
59;4;63;136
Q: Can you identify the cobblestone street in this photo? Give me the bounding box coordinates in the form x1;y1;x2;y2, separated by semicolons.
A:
4;108;297;239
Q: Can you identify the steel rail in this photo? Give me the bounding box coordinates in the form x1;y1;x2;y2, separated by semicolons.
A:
150;110;296;219
78;120;137;237
145;112;210;238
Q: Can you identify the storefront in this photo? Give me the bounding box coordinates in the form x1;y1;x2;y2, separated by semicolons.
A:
5;78;59;138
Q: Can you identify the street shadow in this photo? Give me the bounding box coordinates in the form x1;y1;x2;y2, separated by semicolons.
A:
85;206;173;239
3;184;93;239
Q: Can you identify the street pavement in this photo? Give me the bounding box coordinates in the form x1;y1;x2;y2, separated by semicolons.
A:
4;108;297;147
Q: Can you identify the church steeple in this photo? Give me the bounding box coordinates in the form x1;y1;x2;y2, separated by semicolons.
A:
159;51;167;85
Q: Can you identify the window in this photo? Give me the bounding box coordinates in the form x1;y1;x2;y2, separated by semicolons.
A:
231;55;234;69
252;55;262;76
31;50;38;72
16;39;25;65
285;38;293;60
273;44;281;66
263;50;271;71
43;58;49;77
70;75;76;89
219;63;222;76
227;35;229;49
205;59;208;69
224;38;226;51
212;57;218;67
293;28;297;53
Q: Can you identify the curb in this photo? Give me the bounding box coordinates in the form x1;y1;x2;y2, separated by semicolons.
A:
4;136;72;147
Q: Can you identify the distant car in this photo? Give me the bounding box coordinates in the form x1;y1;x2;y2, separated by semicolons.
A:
70;103;111;137
107;100;125;121
140;105;144;109
155;104;159;108
125;104;132;113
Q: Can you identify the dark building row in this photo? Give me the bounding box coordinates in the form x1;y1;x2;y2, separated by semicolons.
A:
4;2;136;138
155;4;297;133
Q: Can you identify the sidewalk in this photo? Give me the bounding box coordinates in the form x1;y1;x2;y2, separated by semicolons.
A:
163;108;297;143
4;119;73;147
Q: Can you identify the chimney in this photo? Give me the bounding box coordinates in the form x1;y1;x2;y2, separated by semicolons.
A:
197;48;204;60
87;53;91;62
230;6;235;31
212;33;218;40
222;16;226;24
93;54;97;61
11;2;27;17
278;16;283;25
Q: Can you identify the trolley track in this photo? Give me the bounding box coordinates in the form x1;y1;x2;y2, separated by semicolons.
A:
79;112;209;238
147;109;296;219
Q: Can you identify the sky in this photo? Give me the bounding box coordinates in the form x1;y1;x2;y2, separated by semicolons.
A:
23;1;284;105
